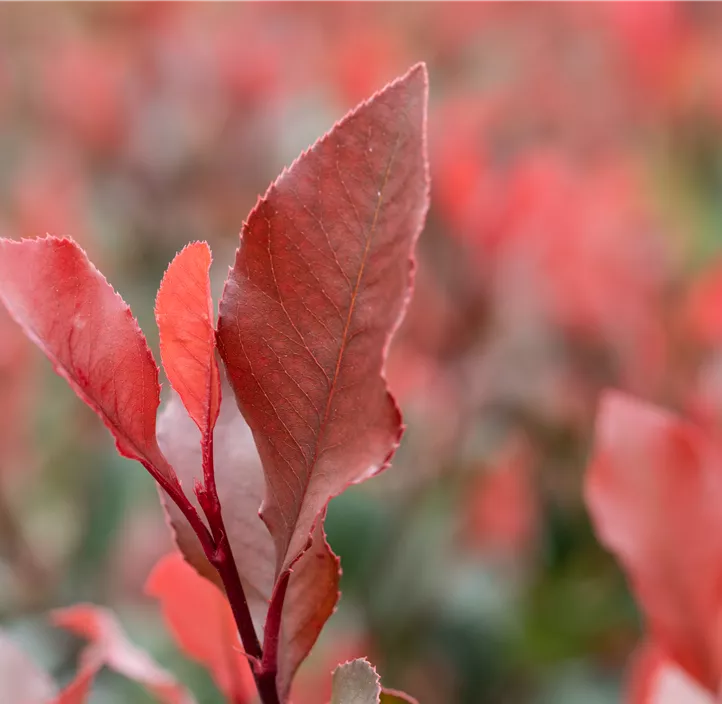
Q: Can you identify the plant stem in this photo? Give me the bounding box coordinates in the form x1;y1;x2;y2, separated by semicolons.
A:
198;432;281;704
261;571;290;675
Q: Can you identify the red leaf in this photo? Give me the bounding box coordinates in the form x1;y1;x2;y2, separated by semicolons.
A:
277;517;340;700
158;390;340;696
52;604;195;704
146;553;255;704
0;631;57;703
585;391;722;693
0;237;177;489
155;241;220;440
216;63;429;574
627;643;715;704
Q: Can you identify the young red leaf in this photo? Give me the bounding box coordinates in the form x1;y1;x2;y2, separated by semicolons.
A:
585;391;722;694
0;631;57;703
52;604;196;704
0;237;177;490
155;241;220;441
216;63;430;574
158;390;340;694
146;553;256;704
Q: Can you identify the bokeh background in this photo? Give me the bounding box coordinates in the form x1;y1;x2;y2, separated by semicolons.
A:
2;3;722;702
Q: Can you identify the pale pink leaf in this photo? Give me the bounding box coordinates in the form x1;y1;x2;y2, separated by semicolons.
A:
52;604;195;704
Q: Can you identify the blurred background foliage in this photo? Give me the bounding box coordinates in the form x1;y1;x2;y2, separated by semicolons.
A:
2;3;722;702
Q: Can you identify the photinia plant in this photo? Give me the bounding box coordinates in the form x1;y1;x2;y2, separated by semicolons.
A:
0;63;429;703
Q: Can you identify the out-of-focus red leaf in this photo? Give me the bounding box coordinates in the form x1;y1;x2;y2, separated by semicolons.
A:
145;552;255;704
277;517;340;700
626;641;716;704
0;237;179;489
216;63;429;575
684;261;722;347
155;241;220;439
461;437;538;559
585;391;722;693
53;661;94;704
627;642;716;704
627;641;668;704
0;631;57;703
158;390;340;695
52;604;195;704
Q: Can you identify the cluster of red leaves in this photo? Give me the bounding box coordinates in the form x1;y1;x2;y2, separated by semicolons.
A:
0;66;428;704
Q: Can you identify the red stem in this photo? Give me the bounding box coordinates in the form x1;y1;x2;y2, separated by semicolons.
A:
261;571;290;675
198;431;282;704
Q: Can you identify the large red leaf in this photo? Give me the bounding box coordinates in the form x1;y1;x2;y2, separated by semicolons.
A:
155;241;220;440
52;604;195;704
0;237;177;488
146;553;255;703
158;389;340;696
585;391;722;693
216;63;429;574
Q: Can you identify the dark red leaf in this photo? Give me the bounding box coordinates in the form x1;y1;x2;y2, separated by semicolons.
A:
216;63;429;574
585;391;722;693
155;241;220;440
0;237;178;490
146;553;255;703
